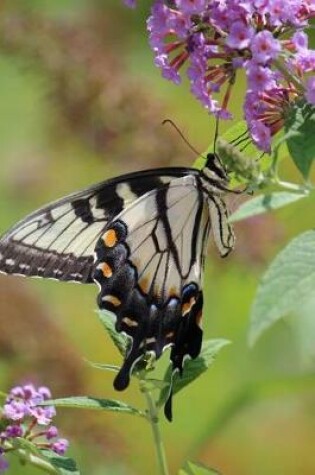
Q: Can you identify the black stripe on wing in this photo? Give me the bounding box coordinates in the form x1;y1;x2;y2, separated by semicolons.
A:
0;167;198;283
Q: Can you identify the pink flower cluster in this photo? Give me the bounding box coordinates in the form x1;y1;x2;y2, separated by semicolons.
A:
0;384;69;472
125;0;315;152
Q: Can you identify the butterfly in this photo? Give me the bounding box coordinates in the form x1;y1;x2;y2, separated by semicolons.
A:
0;153;235;420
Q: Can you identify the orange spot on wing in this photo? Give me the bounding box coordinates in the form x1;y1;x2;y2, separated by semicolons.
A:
122;317;139;327
181;296;196;316
101;262;113;278
102;295;121;307
196;310;203;328
139;277;150;294
169;286;179;298
103;229;118;248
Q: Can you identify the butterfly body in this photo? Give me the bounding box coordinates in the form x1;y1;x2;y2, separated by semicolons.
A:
0;155;234;419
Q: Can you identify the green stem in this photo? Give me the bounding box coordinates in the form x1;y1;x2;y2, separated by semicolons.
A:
271;176;311;193
273;58;304;93
16;450;59;474
3;439;58;474
141;382;170;475
277;180;310;193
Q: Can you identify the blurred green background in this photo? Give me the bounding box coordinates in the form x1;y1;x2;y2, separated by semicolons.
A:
1;2;315;474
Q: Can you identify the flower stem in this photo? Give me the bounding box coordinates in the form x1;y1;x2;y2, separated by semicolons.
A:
273;58;304;93
140;382;170;475
16;450;59;474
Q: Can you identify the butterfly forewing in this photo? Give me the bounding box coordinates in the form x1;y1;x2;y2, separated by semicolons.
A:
0;168;194;283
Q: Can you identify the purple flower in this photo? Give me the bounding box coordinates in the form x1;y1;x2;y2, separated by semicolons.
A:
244;86;292;147
250;120;272;152
226;21;254;50
51;438;69;456
294;48;315;72
175;0;207;15
5;425;23;438
155;54;182;84
246;62;277;91
292;31;308;51
0;455;8;473
188;49;223;115
3;400;26;421
29;406;56;426
123;0;136;7
144;0;315;151
10;386;25;399
305;76;315;105
1;383;69;461
38;387;52;401
265;0;300;27
46;426;58;440
250;31;281;64
22;384;38;402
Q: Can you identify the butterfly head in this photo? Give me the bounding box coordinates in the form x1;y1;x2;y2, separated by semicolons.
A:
203;152;229;186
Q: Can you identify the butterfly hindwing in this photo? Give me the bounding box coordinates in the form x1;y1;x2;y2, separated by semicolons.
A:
0;168;195;283
93;174;211;392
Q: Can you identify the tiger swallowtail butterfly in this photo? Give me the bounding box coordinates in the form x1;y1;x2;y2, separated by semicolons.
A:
0;154;235;420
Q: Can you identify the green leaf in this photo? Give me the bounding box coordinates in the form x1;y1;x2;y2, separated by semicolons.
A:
219;121;262;160
229;191;308;223
86;361;120;373
12;438;42;457
285;100;315;178
193;155;207;171
43;396;144;417
41;451;80;475
193;121;254;171
249;230;315;346
292;294;315;371
158;339;230;407
142;379;170;391
97;310;128;356
179;461;220;475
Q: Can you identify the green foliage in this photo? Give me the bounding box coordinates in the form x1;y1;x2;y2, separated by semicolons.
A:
216;137;261;183
284;100;315;178
46;396;144;417
7;440;80;475
249;230;315;346
41;451;80;475
193;120;263;183
142;379;169;391
179;461;220;475
229;191;309;223
97;310;128;356
158;339;230;407
87;361;120;373
12;438;42;457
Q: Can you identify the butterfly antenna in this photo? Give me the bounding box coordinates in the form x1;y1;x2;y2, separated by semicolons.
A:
162;119;202;158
